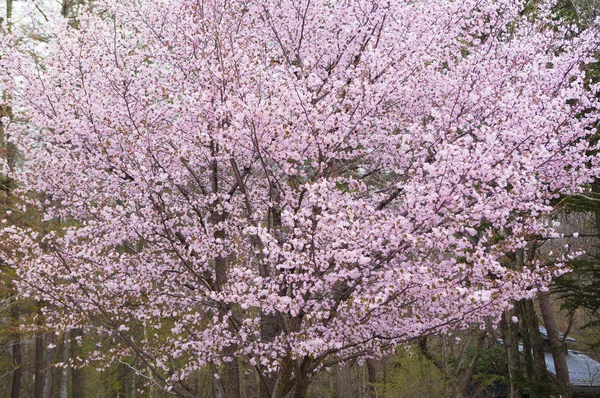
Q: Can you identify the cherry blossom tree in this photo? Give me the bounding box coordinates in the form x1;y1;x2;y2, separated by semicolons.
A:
1;0;600;396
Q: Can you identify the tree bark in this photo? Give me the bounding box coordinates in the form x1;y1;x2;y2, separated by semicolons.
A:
292;358;312;398
59;334;70;398
365;360;378;398
259;181;285;398
593;178;600;229
117;362;129;398
335;364;355;398
61;0;70;17
518;299;547;395
212;376;224;398
71;328;86;398
520;310;535;384
209;151;241;398
43;333;55;398
538;291;571;398
222;350;240;398
500;309;523;398
272;355;293;398
130;354;137;398
259;313;280;398
293;377;310;398
34;329;45;398
10;299;21;398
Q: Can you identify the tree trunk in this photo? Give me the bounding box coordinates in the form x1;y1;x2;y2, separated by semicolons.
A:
500;309;523;398
71;328;86;398
209;153;241;398
61;0;70;17
258;181;285;398
538;291;571;398
518;299;547;396
43;333;55;398
335;364;355;398
293;378;309;398
259;314;278;398
10;299;21;398
271;355;293;398
59;334;70;398
61;0;77;18
520;309;535;384
223;349;240;398
117;362;129;398
593;178;600;229
365;360;378;398
130;354;137;398
34;329;45;398
382;357;388;395
212;376;224;398
292;358;311;398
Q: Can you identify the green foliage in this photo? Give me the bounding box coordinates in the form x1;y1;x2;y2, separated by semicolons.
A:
472;345;508;393
555;257;600;347
553;0;600;25
374;350;450;398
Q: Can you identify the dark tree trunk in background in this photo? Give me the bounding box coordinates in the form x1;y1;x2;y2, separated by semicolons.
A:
593;178;600;228
117;362;129;398
34;304;45;398
10;299;21;398
212;376;224;398
59;333;70;398
71;328;86;398
539;291;571;398
366;359;379;398
259;312;280;395
335;364;355;398
34;330;45;398
223;347;240;398
518;299;548;396
61;0;69;17
500;309;523;398
43;333;55;398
